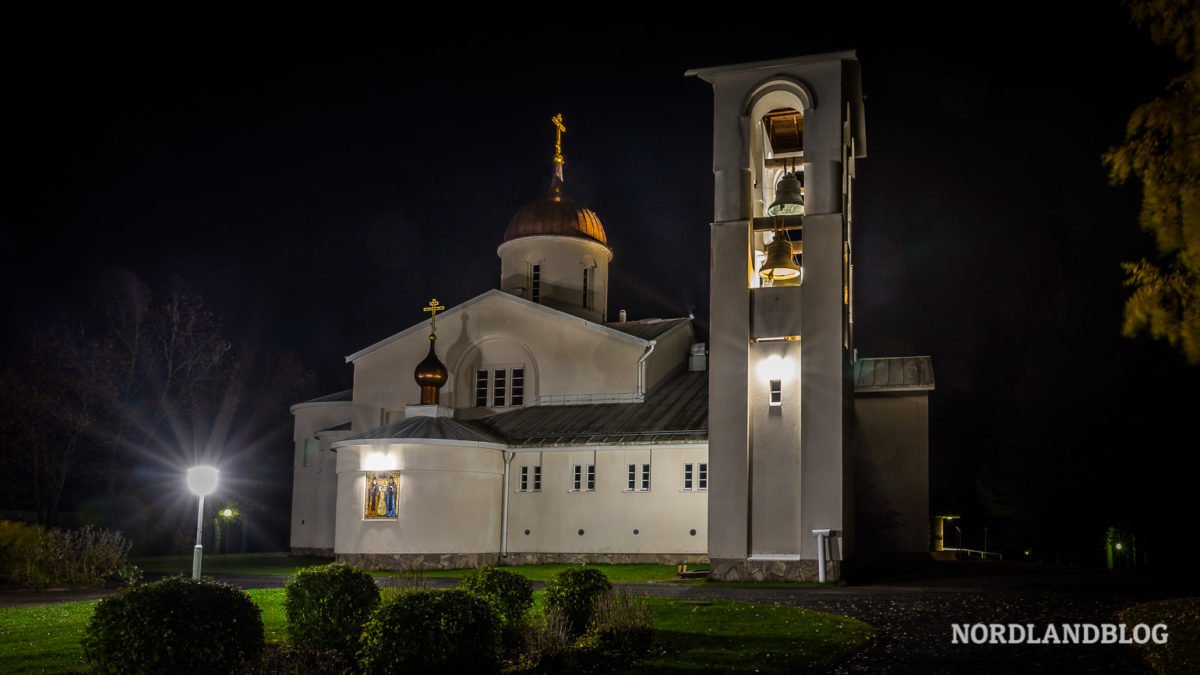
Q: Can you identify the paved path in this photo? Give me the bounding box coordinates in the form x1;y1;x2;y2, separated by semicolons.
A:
1;571;1181;673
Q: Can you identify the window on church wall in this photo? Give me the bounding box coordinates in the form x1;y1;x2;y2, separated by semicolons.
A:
683;463;708;491
475;366;527;408
492;369;506;407
519;465;542;492
582;268;590;308
627;463;651;491
475;370;488;407
572;464;596;492
530;264;541;303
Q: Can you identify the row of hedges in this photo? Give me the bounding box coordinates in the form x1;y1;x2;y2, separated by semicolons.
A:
81;562;653;673
0;520;138;589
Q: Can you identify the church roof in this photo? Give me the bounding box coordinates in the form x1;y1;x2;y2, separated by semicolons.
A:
606;317;691;341
853;356;935;392
479;370;708;447
501;172;607;247
335;416;506;448
298;389;352;404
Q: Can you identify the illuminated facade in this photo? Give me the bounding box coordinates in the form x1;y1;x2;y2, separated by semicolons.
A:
289;53;932;580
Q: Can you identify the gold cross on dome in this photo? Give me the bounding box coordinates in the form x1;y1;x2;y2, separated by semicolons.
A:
423;298;445;335
551;113;566;165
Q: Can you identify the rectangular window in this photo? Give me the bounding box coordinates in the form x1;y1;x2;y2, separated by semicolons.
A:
572;464;595;492
699;463;708;490
475;370;489;407
683;463;693;490
627;464;636;490
582;268;590;308
769;379;782;406
641;464;651;490
493;369;507;407
520;466;529;491
533;465;542;491
511;368;525;406
531;264;541;303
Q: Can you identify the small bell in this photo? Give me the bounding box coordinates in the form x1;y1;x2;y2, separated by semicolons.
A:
767;172;805;216
759;236;801;280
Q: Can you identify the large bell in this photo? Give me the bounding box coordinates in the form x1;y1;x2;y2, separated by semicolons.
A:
759;236;801;280
767;172;805;216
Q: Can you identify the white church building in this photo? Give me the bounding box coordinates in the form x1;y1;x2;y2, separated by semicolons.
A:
289;52;933;581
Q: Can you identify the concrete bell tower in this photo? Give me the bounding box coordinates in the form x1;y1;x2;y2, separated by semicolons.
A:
689;53;866;581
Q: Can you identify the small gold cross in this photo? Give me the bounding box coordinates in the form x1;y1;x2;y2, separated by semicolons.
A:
423;298;445;335
552;113;566;165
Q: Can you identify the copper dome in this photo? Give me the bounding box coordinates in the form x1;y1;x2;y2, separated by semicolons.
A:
502;177;608;247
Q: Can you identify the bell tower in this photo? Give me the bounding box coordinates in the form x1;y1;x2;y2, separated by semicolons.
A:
689;53;866;581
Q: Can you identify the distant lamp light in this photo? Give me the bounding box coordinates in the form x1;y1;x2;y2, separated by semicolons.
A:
1115;542;1123;551
187;466;219;580
759;236;801;281
766;172;805;216
222;508;234;518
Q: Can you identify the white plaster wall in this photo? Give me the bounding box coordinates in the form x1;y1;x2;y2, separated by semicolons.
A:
289;402;351;551
498;236;612;322
351;293;646;430
334;443;505;555
749;340;803;555
507;447;708;555
643;323;695;392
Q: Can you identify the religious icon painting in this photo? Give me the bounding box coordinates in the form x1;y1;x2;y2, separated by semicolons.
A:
364;472;400;519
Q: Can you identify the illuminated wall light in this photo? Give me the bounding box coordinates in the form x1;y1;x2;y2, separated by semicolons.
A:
756;354;796;381
362;451;395;471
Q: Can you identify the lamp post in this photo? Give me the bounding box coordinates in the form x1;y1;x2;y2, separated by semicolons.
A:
186;466;219;580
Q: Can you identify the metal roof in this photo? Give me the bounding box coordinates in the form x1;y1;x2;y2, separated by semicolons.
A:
854;357;935;392
605;318;691;341
480;370;708;447
337;416;506;447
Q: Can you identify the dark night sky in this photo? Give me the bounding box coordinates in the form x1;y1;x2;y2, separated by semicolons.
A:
5;9;1197;551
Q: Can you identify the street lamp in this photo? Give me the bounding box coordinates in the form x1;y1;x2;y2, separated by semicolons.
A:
187;466;219;579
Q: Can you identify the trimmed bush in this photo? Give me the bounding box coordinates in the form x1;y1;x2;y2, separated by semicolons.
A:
246;644;354;675
357;589;501;674
82;576;264;675
543;566;612;636
460;566;533;654
285;562;380;658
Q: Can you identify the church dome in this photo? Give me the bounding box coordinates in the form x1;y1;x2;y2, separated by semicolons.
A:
414;336;448;404
502;177;608;247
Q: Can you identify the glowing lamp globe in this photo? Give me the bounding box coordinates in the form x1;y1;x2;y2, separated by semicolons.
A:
187;466;220;496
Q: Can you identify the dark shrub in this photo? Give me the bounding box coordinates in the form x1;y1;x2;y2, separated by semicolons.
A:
246;643;354;675
460;566;533;654
285;562;380;658
543;566;612;636
581;589;655;654
0;520;135;589
82;576;264;675
357;589;501;674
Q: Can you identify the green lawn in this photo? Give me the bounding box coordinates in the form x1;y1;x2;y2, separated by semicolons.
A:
0;588;872;674
1120;597;1200;675
0;600;93;674
638;598;874;673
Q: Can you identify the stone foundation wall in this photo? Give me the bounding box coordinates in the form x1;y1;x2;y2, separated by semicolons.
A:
502;552;708;566
337;552;499;571
291;547;334;557
709;557;841;582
